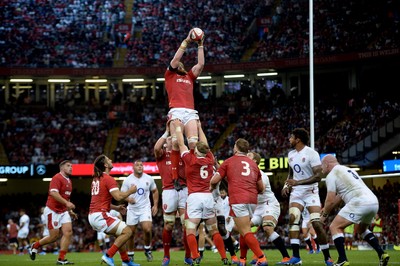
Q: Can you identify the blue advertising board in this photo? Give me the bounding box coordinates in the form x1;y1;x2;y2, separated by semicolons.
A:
383;159;400;172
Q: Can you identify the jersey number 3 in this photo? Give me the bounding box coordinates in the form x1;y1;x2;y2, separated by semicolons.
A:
241;161;251;176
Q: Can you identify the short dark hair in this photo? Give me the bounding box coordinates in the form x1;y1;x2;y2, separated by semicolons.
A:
133;159;143;165
292;128;309;145
59;160;71;168
235;138;250;153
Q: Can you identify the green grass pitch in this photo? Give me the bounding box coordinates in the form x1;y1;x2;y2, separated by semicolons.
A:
0;249;398;266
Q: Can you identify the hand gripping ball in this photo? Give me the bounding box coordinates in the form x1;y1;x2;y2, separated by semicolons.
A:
190;28;204;42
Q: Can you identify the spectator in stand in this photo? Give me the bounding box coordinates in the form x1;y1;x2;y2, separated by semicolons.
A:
3;108;108;164
0;0;122;67
372;213;384;244
343;224;355;250
2;0;399;68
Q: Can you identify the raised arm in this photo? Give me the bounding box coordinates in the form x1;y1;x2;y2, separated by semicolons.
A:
191;34;205;77
154;126;169;159
172;120;189;154
197;120;208;146
170;30;192;68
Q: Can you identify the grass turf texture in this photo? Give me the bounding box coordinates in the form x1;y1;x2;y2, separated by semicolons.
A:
0;249;398;266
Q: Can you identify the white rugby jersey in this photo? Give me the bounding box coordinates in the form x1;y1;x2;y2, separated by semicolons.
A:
121;173;157;210
288;145;320;191
257;170;279;206
19;214;30;231
325;165;377;205
220;194;231;218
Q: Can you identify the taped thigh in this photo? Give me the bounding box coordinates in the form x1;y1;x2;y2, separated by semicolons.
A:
163;214;176;225
310;212;321;223
262;219;276;228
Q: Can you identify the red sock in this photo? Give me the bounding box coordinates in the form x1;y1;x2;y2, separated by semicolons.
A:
33;242;41;249
58;250;66;260
163;228;172;258
183;229;191;258
212;232;227;259
119;250;129;262
187;233;200;259
107;244;119;258
239;235;248;259
244;232;264;258
311;237;316;250
171;150;180;179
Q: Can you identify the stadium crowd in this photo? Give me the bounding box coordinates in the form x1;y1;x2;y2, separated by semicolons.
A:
1;88;398;166
251;0;400;61
1;0;398;68
126;0;400;66
0;0;124;67
1;106;108;164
